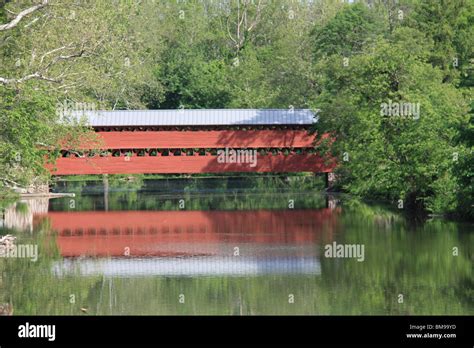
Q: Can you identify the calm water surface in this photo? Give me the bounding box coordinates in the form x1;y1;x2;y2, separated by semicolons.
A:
0;177;472;315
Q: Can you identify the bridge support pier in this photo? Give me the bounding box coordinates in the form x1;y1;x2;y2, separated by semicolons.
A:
325;172;336;189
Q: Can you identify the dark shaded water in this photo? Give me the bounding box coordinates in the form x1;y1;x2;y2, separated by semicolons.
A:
0;177;472;315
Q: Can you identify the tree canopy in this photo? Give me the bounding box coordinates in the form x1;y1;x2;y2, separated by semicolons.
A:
0;0;472;218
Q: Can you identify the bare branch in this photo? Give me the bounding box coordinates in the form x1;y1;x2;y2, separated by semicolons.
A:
247;0;263;33
5;9;17;16
227;0;263;53
40;44;73;64
0;42;88;86
24;15;43;29
17;72;59;83
226;16;238;46
0;0;49;32
0;72;59;85
0;177;24;188
42;48;86;72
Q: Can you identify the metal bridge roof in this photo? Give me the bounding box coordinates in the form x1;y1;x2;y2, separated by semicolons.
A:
68;109;317;127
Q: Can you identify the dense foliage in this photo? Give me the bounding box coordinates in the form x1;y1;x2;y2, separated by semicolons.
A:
0;0;472;218
311;1;473;218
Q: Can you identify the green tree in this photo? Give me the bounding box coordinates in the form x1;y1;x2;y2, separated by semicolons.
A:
312;26;469;214
453;100;474;219
404;0;474;84
311;3;383;60
0;86;57;188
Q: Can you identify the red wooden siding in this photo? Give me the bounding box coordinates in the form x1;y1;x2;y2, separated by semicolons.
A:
74;130;316;149
49;154;335;175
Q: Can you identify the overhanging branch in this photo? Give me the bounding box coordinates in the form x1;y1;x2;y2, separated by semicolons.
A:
0;43;87;85
0;0;49;32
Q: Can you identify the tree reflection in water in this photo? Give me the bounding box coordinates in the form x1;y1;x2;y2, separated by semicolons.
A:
0;178;471;315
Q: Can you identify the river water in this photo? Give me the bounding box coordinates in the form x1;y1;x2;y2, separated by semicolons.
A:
0;176;472;315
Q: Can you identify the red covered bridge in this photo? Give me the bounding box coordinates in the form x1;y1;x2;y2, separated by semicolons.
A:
50;109;335;175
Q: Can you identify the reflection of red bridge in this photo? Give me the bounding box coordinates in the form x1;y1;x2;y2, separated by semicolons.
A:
45;209;338;257
49;109;336;175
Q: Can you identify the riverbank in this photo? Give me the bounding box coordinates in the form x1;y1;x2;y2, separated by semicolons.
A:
19;193;75;199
